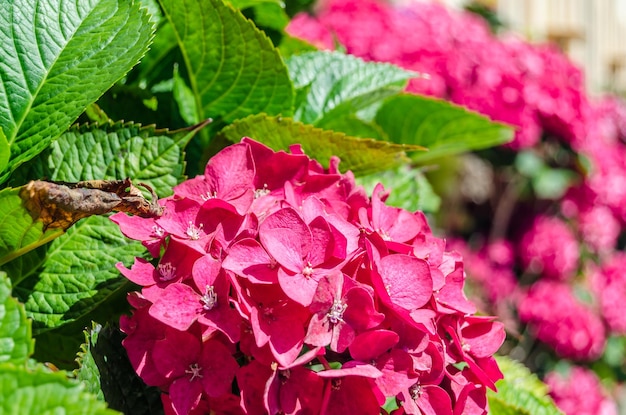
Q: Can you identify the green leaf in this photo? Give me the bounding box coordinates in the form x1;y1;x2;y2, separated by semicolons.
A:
0;121;198;267
42;121;199;197
227;0;283;9
173;65;200;125
76;324;163;415
0;272;33;365
13;216;145;333
286;51;417;125
249;2;290;31
0;0;155;183
7;121;204;332
532;168;576;200
375;94;514;163
0;363;120;415
278;34;319;58
159;0;294;123
356;165;441;213
0;128;8;173
487;356;563;415
218;114;422;176
0;187;64;267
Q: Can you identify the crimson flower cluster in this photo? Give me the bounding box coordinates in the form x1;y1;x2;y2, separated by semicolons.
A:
112;138;504;415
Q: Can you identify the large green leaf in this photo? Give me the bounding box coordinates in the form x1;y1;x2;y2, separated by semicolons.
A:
0;272;33;365
375;94;514;163
218;113;423;176
286;51;417;126
0;0;155;183
0;363;119;415
0;122;197;267
0;128;8;173
6;121;200;331
159;0;294;123
13;216;145;333
43;122;199;197
487;356;563;415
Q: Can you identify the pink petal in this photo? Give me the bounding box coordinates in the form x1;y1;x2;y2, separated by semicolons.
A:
204;142;255;206
149;283;201;331
417;385;453;415
222;238;278;284
305;312;333;348
463;320;506;358
343;286;385;331
436;263;476;314
277;268;319;306
260;207;310;272
237;361;273;415
378;254;433;310
169;377;203;415
116;258;159;287
349;330;399;361
198;340;239;398
191;254;221;288
151;329;200;379
318;361;382;378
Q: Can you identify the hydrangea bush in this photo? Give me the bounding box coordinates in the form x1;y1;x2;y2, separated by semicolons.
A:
287;0;626;413
112;138;505;414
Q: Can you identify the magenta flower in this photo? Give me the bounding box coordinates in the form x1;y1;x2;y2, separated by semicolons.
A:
305;271;384;352
112;138;504;414
173;142;255;214
259;207;346;306
241;282;310;367
519;281;606;360
148;255;242;342
152;330;238;415
545;366;618;415
518;215;579;281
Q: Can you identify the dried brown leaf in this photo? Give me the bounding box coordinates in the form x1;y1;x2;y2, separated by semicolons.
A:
19;179;163;231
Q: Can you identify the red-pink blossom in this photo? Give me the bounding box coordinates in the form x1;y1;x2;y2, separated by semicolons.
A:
113;138;503;414
518;215;579;281
519;281;606;360
545;366;618;415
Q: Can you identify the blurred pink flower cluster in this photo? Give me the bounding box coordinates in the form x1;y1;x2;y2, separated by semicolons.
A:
112;138;504;415
287;0;589;149
545;367;618;415
288;1;626;413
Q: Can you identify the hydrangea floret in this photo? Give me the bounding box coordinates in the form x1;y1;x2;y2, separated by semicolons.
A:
112;138;505;415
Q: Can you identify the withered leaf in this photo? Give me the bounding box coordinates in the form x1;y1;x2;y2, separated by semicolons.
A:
19;179;163;231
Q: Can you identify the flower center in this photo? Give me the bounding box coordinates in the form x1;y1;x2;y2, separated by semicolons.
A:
201;285;218;311
278;369;291;385
186;221;203;240
302;262;314;278
152;225;165;237
201;191;218;201
158;263;176;281
377;228;392;241
462;342;471;353
254;184;270;199
327;299;347;324
409;383;422;400
185;363;203;382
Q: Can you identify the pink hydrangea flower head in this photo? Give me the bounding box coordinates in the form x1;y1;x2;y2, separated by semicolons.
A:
545;366;618;415
518;280;606;360
112;138;503;414
518;215;579;281
589;253;626;334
